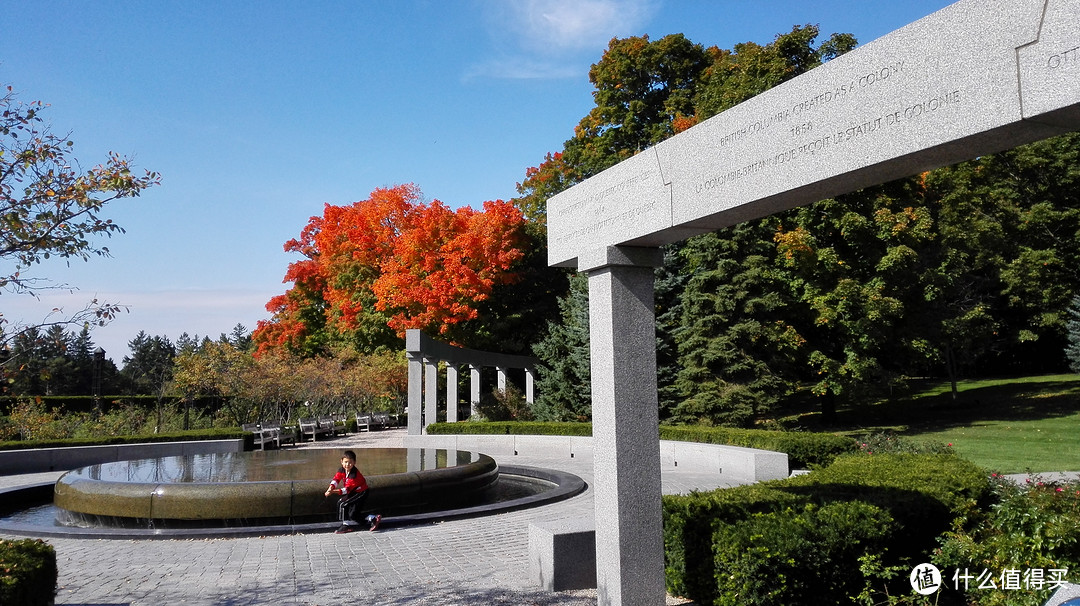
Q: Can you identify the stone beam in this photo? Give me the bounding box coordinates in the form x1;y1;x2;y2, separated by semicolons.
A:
548;0;1080;268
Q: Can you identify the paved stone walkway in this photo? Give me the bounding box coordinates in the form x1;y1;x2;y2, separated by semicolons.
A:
1;429;739;605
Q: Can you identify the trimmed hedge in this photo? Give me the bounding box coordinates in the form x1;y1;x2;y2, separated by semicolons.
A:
663;453;990;605
0;539;57;606
711;501;894;606
426;421;593;436
658;425;857;469
0;428;247;451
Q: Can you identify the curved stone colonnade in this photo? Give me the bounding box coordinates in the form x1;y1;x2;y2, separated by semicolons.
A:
406;329;538;435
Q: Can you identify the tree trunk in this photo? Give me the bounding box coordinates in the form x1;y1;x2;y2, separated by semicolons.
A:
820;390;836;424
945;342;959;401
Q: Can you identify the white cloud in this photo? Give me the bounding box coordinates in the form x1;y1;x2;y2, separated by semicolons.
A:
471;0;659;79
516;0;657;52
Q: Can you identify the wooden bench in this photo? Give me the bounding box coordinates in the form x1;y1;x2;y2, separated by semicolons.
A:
242;423;277;450
329;413;349;436
371;412;391;430
356;412;392;431
299;417;333;442
317;416;340;436
356;414;373;432
262;423;295;447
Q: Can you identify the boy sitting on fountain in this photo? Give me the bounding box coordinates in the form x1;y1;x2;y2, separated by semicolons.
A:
325;449;381;534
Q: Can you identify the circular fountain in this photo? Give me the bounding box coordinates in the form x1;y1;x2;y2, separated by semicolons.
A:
0;448;586;538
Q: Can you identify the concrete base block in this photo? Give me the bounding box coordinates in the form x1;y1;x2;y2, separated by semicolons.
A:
529;520;597;591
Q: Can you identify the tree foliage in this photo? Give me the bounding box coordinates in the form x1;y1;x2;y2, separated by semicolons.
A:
565;33;711;178
171;338;406;427
121;331;175;396
522;22;1080;427
0;86;159;345
253;184;528;356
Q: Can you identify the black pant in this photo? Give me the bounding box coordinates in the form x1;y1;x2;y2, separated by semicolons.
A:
338;490;369;526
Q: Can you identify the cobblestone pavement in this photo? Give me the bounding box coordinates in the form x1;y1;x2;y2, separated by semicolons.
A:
2;429;733;605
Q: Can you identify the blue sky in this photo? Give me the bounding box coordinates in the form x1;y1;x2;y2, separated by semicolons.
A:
1;0;953;363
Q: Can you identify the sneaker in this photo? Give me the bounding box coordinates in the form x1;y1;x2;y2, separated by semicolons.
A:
334;525;354;534
369;514;381;532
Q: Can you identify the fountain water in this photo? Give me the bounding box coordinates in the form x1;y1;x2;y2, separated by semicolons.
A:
0;448;585;538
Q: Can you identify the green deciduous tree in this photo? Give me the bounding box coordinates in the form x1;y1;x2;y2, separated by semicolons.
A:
694;25;856;119
565;33;711;178
925;132;1080;376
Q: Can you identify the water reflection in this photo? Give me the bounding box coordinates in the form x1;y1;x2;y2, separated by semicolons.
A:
61;448;478;484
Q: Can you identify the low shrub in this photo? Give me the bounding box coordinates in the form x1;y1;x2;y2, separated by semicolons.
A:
787;453;990;563
797;453;990;520
664;483;805;600
934;473;1080;606
855;431;955;455
475;385;534;421
659;425;858;469
3;398;215;442
0;538;57;606
711;501;895;606
663;453;992;605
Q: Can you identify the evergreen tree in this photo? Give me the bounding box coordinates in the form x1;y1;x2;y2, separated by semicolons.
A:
673;224;804;426
531;273;592;421
121;331;176;396
655;244;687;422
3;325;118;395
1067;295;1080;373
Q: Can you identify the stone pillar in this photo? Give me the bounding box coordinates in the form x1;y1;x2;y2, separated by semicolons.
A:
581;246;665;606
424;358;439;433
470;364;482;418
497;366;507;392
525;367;536;404
407;353;423;436
446;364;459;423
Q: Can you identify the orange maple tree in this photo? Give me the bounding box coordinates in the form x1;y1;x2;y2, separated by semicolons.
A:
254;184;526;356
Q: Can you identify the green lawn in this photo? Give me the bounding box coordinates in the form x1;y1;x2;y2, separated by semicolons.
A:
910;416;1080;473
810;374;1080;473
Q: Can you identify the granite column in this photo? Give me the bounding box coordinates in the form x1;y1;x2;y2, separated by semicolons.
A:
582;246;665;606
